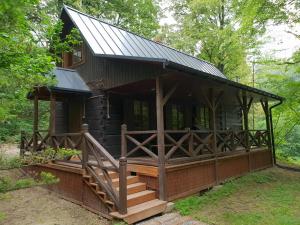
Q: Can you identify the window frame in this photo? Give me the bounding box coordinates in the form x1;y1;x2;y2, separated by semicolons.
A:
62;44;85;68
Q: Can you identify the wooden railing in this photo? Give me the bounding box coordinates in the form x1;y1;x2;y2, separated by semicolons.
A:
121;126;270;163
248;130;269;148
216;130;247;152
164;129;214;161
20;124;127;215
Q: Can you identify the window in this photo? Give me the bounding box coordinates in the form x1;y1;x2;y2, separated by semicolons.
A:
62;44;84;68
169;104;184;130
133;100;149;130
72;45;83;64
194;105;210;129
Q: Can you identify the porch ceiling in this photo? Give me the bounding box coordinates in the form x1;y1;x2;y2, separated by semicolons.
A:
106;72;281;105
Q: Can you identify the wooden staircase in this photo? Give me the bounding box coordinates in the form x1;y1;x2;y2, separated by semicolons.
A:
83;167;167;224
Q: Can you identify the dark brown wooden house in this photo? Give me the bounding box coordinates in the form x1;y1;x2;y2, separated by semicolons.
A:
21;5;283;224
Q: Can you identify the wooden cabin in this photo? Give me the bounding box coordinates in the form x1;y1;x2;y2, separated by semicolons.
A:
21;5;283;224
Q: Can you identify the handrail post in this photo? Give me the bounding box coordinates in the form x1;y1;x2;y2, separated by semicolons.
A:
121;124;127;157
119;124;128;214
119;156;127;214
81;123;89;169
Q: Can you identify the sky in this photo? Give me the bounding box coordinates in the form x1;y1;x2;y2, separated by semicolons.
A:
158;1;300;60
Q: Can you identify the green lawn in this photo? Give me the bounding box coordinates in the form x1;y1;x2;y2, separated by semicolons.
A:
175;167;300;225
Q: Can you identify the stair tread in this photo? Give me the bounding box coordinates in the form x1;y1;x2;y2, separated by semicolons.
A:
127;190;155;200
110;199;166;218
112;175;136;181
116;182;145;190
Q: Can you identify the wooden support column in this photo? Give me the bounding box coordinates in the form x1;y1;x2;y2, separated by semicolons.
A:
33;93;39;152
237;94;253;171
237;95;253;151
49;93;56;135
156;76;166;201
201;88;223;184
260;100;273;165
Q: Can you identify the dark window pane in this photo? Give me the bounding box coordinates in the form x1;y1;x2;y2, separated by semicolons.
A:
133;100;149;130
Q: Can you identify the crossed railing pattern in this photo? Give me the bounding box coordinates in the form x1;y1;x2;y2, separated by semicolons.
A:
20;125;127;214
122;128;270;162
248;130;269;147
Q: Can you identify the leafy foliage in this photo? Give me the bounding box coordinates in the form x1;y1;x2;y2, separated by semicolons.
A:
43;0;159;39
256;51;300;162
162;0;288;81
0;147;80;169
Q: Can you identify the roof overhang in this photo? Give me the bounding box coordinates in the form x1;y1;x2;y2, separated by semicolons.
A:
164;60;284;102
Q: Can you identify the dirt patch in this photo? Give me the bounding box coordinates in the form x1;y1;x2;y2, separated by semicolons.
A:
0;186;110;225
0;143;19;158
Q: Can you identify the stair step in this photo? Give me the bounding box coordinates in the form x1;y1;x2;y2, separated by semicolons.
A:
98;171;119;179
127;190;156;207
105;200;114;206
110;199;167;224
116;182;146;195
96;191;106;198
112;176;139;187
83;175;92;182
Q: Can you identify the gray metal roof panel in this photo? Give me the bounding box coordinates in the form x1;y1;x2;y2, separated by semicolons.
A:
51;67;90;92
63;5;228;79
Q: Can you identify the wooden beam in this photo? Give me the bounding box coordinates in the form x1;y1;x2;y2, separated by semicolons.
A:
156;76;166;201
33;92;39;151
242;96;250;151
260;100;273;165
162;83;178;106
49;93;56;135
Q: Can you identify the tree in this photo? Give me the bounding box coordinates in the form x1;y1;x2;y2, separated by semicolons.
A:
163;0;287;81
42;0;160;38
0;0;54;141
256;56;300;162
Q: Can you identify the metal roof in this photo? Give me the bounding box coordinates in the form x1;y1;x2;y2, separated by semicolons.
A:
51;67;90;93
62;5;227;79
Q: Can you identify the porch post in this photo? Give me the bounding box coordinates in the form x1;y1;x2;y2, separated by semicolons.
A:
49;92;56;135
209;89;218;155
236;95;253;151
260;100;273;165
242;96;253;151
33;91;39;151
209;89;219;184
156;76;166;201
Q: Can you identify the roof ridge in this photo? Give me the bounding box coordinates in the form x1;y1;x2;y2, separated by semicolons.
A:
62;5;218;68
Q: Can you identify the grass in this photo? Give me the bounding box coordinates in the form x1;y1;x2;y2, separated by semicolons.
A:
0;172;59;193
175;168;300;225
0;211;5;222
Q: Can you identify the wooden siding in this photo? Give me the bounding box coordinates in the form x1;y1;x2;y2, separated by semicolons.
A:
23;164;111;219
74;44;164;89
130;148;272;201
55;101;68;133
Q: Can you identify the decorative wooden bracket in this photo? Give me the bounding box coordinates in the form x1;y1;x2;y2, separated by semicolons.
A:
162;83;178;106
201;88;224;111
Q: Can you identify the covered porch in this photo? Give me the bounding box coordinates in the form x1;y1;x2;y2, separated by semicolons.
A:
107;71;281;200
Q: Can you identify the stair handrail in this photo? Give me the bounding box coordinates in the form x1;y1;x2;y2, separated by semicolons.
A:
81;124;127;214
